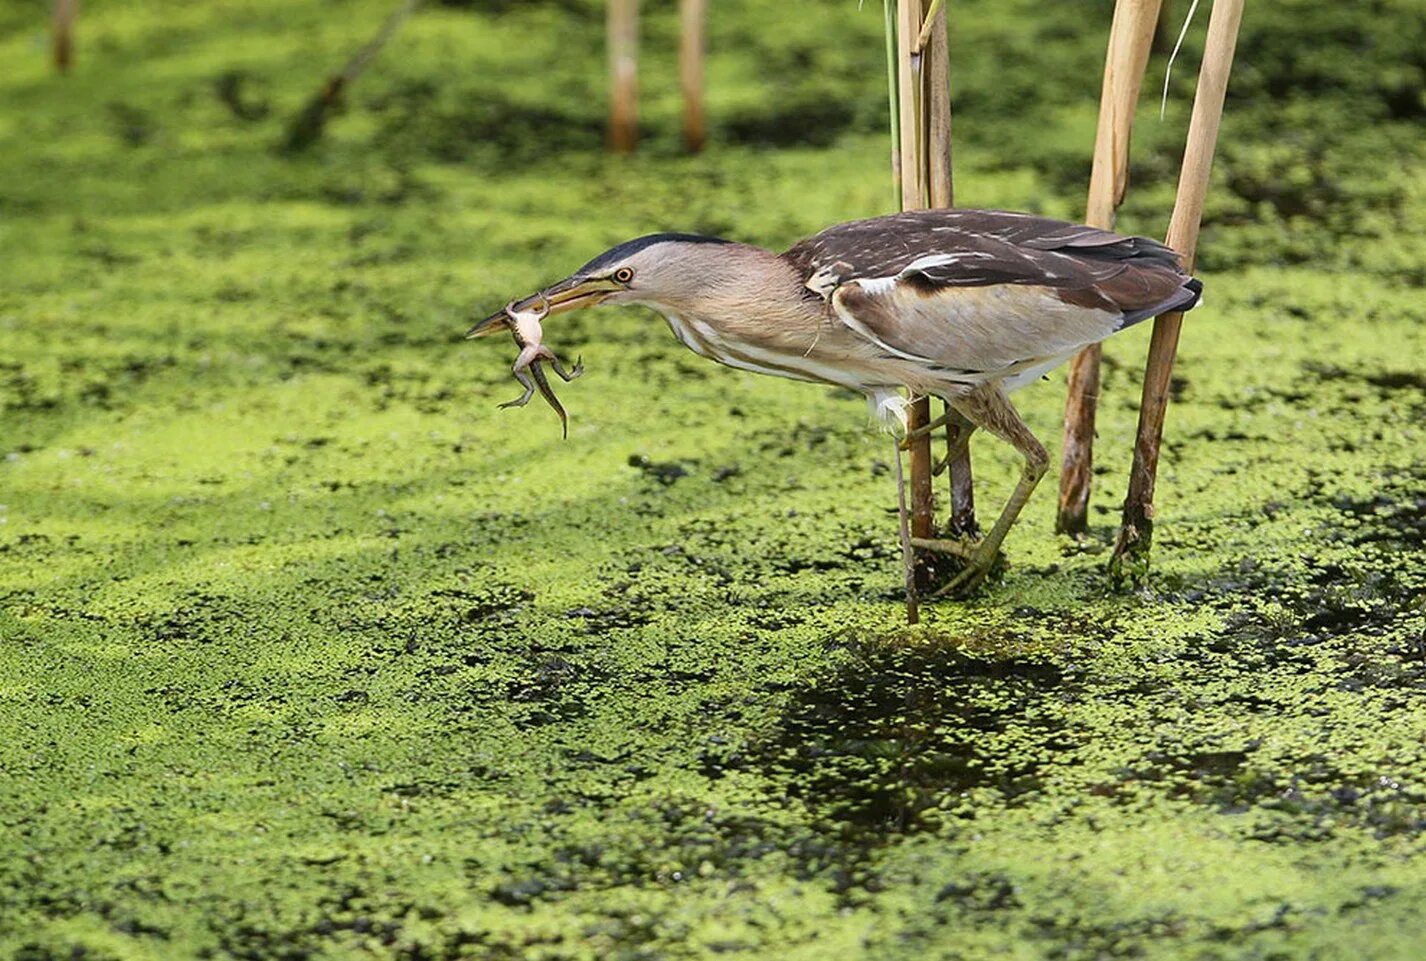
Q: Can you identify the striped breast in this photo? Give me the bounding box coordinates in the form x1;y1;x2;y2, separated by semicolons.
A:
657;308;873;392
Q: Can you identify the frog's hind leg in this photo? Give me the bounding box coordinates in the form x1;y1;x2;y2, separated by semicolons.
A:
549;354;584;382
530;364;570;439
500;369;536;409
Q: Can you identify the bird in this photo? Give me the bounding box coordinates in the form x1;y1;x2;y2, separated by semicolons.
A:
468;208;1202;595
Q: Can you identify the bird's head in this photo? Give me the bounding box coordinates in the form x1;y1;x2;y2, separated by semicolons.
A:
466;233;735;337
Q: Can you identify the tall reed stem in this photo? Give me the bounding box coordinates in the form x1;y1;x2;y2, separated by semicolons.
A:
1057;0;1163;535
53;0;78;73
1112;0;1244;579
896;1;939;621
607;0;639;153
679;0;706;152
921;1;975;542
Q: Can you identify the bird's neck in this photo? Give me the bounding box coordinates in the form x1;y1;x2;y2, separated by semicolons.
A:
647;244;820;349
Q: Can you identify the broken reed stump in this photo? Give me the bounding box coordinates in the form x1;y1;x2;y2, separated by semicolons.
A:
679;0;706;152
607;0;639;152
53;0;77;73
1111;0;1245;579
1057;0;1163;535
282;0;420;153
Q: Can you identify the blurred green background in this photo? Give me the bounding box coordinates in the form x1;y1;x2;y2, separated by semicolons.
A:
2;1;1425;959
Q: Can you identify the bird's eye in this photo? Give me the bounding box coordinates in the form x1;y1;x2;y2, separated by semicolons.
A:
612;267;635;284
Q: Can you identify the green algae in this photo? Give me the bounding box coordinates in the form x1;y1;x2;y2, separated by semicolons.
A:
2;1;1425;958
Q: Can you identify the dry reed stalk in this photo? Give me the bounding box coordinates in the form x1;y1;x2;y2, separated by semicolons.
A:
924;7;952;209
679;0;706;152
895;0;927;209
895;0;941;616
922;1;977;542
607;0;639;153
1111;0;1244;578
1057;0;1163;535
53;0;78;73
885;0;964;619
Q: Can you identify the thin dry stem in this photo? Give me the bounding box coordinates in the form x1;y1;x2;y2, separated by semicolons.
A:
1057;0;1162;535
895;0;939;604
1113;0;1245;576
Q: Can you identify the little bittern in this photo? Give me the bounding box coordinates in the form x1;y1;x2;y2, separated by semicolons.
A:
470;209;1202;594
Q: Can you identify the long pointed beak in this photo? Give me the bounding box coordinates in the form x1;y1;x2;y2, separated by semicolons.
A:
465;276;615;338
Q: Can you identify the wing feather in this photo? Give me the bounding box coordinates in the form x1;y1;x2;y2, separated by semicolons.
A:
787;209;1204;378
783;208;1196;313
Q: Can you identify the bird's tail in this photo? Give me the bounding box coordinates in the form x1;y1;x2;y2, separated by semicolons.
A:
1118;276;1204;330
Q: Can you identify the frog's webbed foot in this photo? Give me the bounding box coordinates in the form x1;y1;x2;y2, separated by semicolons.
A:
550;355;584;382
500;369;536;409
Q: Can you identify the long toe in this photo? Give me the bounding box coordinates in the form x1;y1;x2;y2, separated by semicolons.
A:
908;534;981;561
935;556;992;598
933;540;1009;597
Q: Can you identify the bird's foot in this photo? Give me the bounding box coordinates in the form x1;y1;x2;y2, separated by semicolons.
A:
931;545;999;598
908;535;1002;597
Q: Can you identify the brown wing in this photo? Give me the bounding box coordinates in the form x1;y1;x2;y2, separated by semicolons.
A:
783;208;1200;327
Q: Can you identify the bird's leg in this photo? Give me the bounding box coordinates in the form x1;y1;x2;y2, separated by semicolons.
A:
910;385;1048;596
907;530;979;560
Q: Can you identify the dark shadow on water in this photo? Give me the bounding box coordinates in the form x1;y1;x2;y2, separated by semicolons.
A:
368;83;606;167
719;99;862;149
739;636;1069;844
